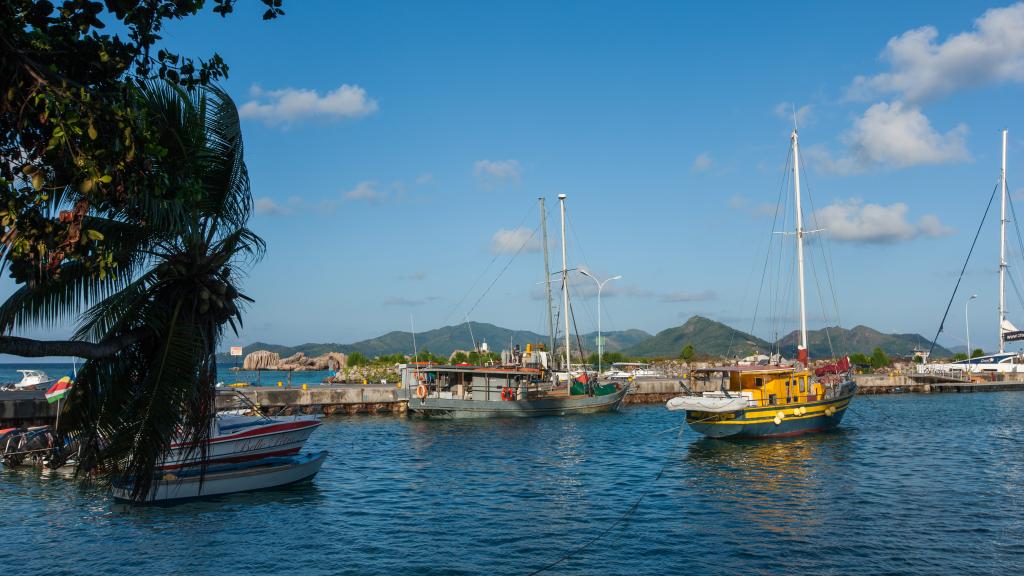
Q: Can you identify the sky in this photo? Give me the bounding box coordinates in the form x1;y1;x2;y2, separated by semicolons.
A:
7;0;1024;355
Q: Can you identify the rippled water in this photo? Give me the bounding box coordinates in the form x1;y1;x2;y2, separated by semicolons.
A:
2;393;1023;575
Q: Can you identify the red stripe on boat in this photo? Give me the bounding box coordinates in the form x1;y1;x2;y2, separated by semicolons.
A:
170;420;319;448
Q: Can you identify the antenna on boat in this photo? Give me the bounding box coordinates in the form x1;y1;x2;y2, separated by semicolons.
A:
411;315;419;364
540;197;556;359
1000;128;1008;353
559;194;572;381
791;103;799;131
792;129;809;365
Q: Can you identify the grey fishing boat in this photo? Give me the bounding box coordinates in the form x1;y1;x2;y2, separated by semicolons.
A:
401;352;629;419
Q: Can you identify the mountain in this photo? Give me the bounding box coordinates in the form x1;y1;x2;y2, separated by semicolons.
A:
774;325;953;358
623;316;770;358
218;322;652;361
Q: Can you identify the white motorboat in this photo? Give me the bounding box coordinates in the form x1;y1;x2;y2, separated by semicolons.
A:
159;412;322;472
12;369;56;390
602;362;664;380
113;451;328;503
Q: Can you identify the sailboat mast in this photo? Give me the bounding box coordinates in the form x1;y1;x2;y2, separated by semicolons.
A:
540;197;556;359
559;194;571;374
1000;129;1008;354
792;130;809;362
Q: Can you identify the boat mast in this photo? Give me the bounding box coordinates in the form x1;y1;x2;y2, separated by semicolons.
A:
559;194;572;377
1000;129;1008;354
540;197;556;359
792;130;809;364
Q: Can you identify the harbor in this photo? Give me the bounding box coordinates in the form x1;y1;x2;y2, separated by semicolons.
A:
4;394;1023;575
7;373;1024;427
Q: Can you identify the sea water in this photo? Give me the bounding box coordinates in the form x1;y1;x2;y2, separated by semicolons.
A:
1;393;1022;575
0;362;335;388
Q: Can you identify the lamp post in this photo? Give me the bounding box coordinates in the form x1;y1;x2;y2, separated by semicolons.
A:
578;270;622;376
966;294;978;364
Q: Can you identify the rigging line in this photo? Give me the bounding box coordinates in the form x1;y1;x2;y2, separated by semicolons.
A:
799;160;840;356
463;224;541;322
742;145;793;358
1005;182;1024;315
927;181;1000;357
800;157;843;331
526;420;693;575
439;203;536;327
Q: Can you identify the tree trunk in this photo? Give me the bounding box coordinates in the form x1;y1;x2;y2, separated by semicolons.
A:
0;331;144;359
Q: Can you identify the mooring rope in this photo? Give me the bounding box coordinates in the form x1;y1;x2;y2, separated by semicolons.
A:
527;412;722;575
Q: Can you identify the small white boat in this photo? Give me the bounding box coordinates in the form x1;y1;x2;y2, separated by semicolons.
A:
666;393;752;413
159;413;321;472
602;362;664;380
12;369;56;390
113;451;328;503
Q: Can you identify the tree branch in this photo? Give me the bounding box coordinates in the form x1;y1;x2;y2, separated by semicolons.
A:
0;330;146;359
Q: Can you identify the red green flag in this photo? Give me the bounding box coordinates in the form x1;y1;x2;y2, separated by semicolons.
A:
45;376;73;404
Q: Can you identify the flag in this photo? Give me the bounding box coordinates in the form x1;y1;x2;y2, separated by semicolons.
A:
45;376;73;404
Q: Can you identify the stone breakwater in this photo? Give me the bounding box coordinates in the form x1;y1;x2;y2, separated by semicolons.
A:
242;350;347;372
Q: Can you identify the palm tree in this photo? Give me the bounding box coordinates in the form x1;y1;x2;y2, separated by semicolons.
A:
0;82;263;500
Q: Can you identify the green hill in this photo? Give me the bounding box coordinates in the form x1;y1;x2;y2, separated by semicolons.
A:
775;325;951;359
218;322;651;361
623;316;771;358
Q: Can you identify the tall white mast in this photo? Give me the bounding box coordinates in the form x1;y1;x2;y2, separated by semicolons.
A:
559;194;572;380
1000;129;1008;354
792;130;809;362
540;197;555;358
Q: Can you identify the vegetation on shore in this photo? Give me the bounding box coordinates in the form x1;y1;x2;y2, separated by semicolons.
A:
1;0;284;499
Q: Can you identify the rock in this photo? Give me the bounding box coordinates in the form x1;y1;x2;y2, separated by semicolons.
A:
243;350;281;371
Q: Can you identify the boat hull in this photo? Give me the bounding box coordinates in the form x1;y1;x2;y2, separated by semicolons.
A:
407;385;629;419
113;452;328;504
160;418;321;471
685;387;856;439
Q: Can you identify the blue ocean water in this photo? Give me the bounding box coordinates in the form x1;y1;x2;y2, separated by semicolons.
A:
0;362;334;388
2;393;1023;575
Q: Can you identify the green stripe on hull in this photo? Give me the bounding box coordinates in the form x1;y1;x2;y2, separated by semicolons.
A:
689;409;848;438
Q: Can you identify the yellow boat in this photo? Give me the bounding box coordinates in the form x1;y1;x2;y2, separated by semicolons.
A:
667;363;856;438
666;129;857;438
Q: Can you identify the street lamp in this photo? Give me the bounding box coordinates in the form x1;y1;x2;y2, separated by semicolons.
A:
966;294;978;364
578;270;622;376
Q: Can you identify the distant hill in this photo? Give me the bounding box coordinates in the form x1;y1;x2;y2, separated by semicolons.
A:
774;325;953;358
219;317;947;362
623;316;770;358
218;322;651;361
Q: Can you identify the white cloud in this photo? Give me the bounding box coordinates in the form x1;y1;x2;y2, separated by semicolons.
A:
344;181;386;202
814;198;953;243
490;227;541;254
848;3;1024;102
415;173;434;185
474;159;521;186
807;102;968;174
774;102;813;126
239;84;378;125
660;290;717;302
383;296;440;307
691;152;713;173
254;197;287;216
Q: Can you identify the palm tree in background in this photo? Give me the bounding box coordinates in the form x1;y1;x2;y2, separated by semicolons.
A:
0;82;263;499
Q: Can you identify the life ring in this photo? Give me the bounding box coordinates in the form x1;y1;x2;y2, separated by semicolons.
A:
501;387;515;401
416;384;428;400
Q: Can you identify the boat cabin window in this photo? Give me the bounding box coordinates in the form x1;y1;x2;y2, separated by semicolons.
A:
754;377;763;387
768;393;777;405
799;378;806;393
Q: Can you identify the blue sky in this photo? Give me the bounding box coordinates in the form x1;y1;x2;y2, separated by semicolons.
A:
8;0;1024;355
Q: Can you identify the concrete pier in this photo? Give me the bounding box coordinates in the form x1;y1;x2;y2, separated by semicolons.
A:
0;390;59;427
7;374;1024;426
